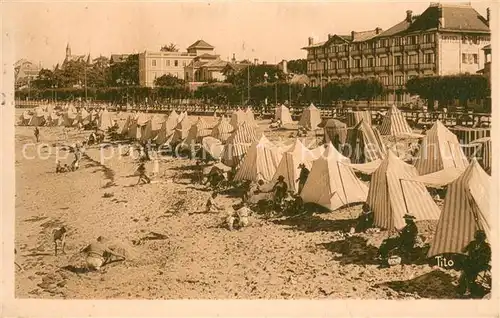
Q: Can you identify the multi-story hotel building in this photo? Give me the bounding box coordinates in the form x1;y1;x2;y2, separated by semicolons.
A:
139;40;216;87
302;3;491;102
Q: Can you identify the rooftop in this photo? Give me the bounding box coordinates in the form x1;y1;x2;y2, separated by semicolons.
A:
187;40;215;50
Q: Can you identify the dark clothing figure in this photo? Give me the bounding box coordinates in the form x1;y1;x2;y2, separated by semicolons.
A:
296;166;310;195
272;177;288;209
458;231;491;296
355;209;374;233
137;162;151;184
34;127;40;142
379;215;418;262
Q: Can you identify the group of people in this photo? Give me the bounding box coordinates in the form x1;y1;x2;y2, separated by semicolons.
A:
55;143;83;173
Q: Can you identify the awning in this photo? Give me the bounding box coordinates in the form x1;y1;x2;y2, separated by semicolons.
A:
349;159;382;175
405;167;465;188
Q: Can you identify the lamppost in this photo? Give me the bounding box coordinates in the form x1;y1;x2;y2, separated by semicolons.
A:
274;73;279;106
52;84;58;103
264;72;269;106
287;73;293;106
84;66;88;103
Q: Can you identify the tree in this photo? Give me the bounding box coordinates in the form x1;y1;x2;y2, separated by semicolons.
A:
347;78;384;103
31;68;55;89
87;56;111;88
109;54;139;86
154;74;185;87
287;59;307;74
160;43;179;52
323;80;349;105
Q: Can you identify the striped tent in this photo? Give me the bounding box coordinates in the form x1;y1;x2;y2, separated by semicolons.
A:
141;114;164;142
170;115;192;145
120;115;132;135
234;135;283;182
323;119;348;148
185;117;212;145
46;111;62;126
428;159;491;257
154;111;180;145
298;103;322;130
230;108;247;129
344;119;386;164
346;111;371;127
97;109;114;131
378;105;412;136
301;142;368;211
367;151;441;230
272;139;329;193
275;104;293;125
414;120;469;175
470;137;491;173
244;107;257;127
221;122;258;167
211;117;234;142
127;112;149;140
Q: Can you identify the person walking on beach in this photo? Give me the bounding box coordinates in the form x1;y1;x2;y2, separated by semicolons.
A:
34;126;40;143
136;160;151;185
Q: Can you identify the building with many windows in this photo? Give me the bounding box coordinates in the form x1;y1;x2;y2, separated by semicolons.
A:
139;40;218;86
302;3;491;102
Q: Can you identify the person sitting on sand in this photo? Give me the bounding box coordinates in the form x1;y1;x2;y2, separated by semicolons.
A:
458;230;491;296
226;202;253;231
206;192;222;213
378;214;418;266
272;175;288;209
136;160;151;185
80;236;126;271
355;203;374;233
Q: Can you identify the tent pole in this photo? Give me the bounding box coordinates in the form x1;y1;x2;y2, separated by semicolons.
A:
336;161;348;204
399;178;410;216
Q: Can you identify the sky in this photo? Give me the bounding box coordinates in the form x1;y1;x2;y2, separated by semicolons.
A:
6;0;491;69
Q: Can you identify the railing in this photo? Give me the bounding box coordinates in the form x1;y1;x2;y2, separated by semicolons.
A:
420;42;435;50
420;63;435;70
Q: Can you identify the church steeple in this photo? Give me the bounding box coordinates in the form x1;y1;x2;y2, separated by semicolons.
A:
66;43;71;58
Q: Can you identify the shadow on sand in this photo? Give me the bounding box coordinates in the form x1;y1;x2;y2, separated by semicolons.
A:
374;270;461;299
273;213;357;233
320;236;381;265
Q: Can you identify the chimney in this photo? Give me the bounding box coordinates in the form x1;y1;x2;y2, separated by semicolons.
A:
351;31;356;41
375;27;382;34
406;10;413;22
328;34;333;40
308;37;314;46
262;61;267;65
438;6;445;28
487;7;490;24
254;58;259;65
231;53;236;63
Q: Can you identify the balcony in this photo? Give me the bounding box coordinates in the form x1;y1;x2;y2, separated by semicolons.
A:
406;64;418;71
420;42;435;50
375;47;387;54
392;45;403;53
328;69;338;75
362;66;375;73
374;66;388;72
405;44;419;52
351;67;362;74
337;68;347;75
337;51;348;58
420;63;435;70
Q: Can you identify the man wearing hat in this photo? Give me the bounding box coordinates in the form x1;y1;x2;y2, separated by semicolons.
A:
355;203;374;233
272;175;288;210
399;214;418;257
296;163;310;195
458;229;491;296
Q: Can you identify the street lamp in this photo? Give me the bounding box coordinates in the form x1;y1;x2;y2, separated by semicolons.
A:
287;73;293;106
274;73;279;106
264;72;268;83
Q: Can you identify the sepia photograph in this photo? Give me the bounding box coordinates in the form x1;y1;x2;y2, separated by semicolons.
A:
1;0;498;315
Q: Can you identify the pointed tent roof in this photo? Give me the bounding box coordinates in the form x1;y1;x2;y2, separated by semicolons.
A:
154;111;180;145
141;114;164;141
298;103;322;130
301;142;368;211
346;111;371;127
344;119;386;163
271;139;320;193
221;122;258;167
379;105;413;136
234;135;283;182
170;115;192;145
185;117;211;144
98;109;113;131
367;151;441;230
414;120;469;175
275;104;293;125
428;159;490;257
211;116;234;142
230;108;248;129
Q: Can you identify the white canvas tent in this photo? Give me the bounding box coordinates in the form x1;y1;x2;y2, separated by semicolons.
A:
154;110;180;145
141;115;164;142
234;135;283;182
428;159;491;257
366;151;441;230
97;109;114;131
271;139;321;193
211;117;233;142
221;122;258;167
184;117;211;145
298;103;322;130
274;104;293;125
300;143;368;211
170;115;192;145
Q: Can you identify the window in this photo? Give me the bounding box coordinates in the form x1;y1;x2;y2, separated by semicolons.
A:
407;54;418;64
340;60;348;69
379;56;389;66
174;60;179;67
423;53;435;64
354;59;361;68
332;60;338;69
473;54;478;64
394;55;403;65
367;58;374;67
166;60;170;66
462;53;467;63
152;59;157;67
423;33;435;43
393;37;401;46
395;76;404;86
462;53;479;64
183;61;187;67
380;76;389;85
